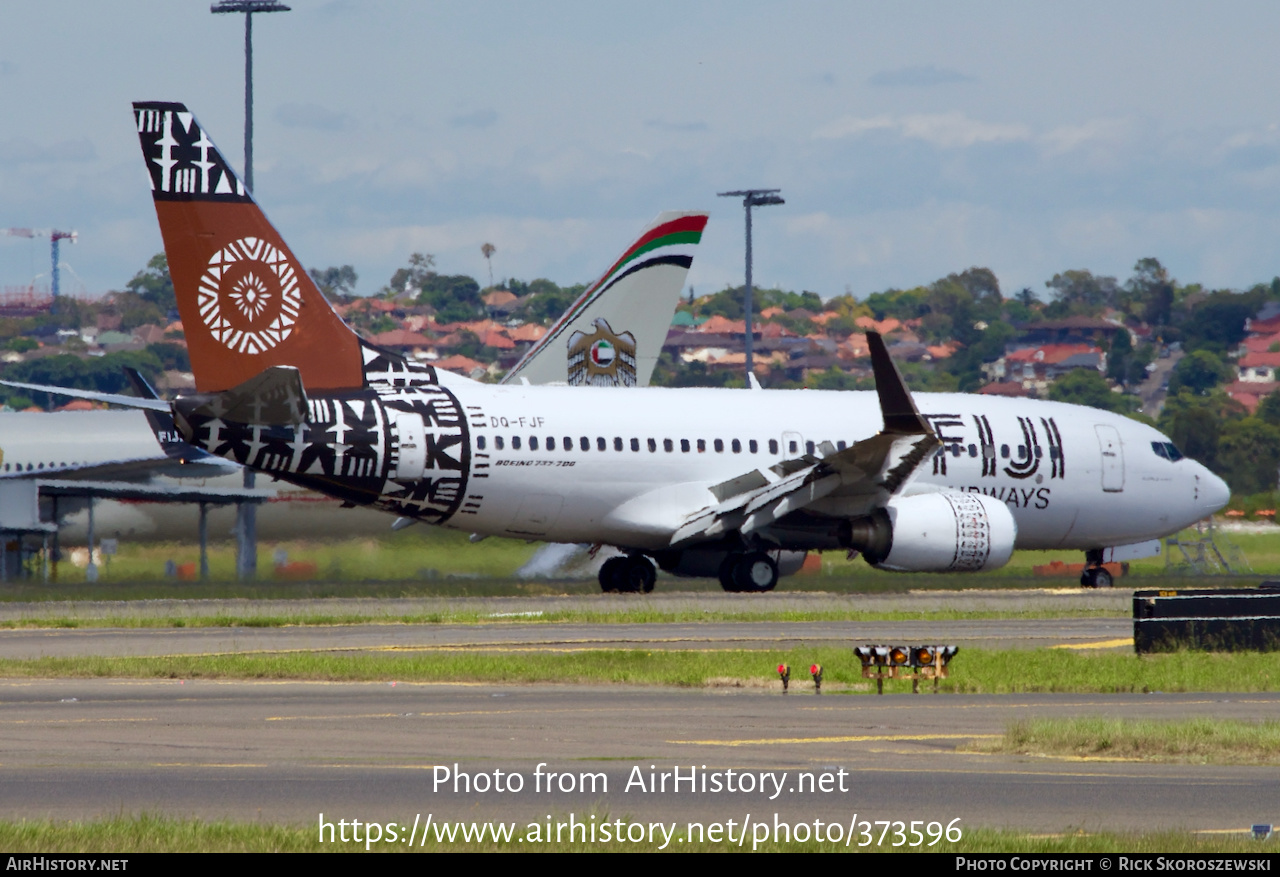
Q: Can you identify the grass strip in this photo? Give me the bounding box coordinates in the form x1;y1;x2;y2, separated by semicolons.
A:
0;815;1273;853
4;647;1280;694
981;717;1280;764
0;606;1120;630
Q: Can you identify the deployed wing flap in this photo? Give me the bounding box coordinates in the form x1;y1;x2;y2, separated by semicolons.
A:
708;468;772;503
668;331;939;546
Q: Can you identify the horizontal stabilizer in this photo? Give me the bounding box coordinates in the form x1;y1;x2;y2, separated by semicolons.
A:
188;366;309;426
0;379;172;412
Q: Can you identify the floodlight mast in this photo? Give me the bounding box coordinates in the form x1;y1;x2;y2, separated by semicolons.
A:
717;189;784;379
211;0;290;581
210;0;291;192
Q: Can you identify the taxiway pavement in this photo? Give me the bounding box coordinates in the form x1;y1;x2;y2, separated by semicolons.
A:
0;679;1274;834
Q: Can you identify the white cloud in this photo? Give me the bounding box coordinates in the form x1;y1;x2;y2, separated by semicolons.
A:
1040;118;1132;157
814;113;1031;149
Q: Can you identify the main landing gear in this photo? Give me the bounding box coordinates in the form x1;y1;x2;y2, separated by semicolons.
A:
599;555;656;593
718;552;779;593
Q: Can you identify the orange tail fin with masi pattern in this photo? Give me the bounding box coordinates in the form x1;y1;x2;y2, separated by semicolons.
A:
134;101;372;394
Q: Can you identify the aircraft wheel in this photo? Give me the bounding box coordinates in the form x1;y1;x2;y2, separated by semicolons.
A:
734;552;778;593
599;557;627;593
622;556;656;593
718;556;742;592
1080;567;1112;589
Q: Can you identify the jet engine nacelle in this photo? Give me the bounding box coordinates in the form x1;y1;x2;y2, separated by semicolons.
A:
840;492;1016;573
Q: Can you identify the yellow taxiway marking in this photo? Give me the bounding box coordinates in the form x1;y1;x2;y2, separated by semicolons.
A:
669;732;1001;747
1051;638;1133;650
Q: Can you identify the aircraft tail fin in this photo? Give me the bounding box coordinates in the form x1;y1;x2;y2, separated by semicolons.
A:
133;102;369;394
503;210;709;387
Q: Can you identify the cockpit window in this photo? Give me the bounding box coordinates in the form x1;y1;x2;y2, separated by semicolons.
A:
1151;441;1184;462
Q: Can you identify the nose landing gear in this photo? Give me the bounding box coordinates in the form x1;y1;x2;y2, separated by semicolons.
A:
1080;549;1114;588
1080;565;1114;588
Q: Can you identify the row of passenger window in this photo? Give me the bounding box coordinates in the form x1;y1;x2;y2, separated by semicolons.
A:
2;461;68;472
477;435;847;455
938;443;1063;460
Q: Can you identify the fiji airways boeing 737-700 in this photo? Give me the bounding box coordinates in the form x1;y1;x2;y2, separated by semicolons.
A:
12;102;1231;592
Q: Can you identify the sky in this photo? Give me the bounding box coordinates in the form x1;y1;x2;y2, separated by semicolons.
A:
4;1;1280;303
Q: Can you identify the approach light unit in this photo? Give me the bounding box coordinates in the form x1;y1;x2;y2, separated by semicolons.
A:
809;663;823;693
777;663;791;692
855;644;958;694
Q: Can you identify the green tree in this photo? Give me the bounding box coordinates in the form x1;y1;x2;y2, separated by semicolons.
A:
1174;286;1271;355
124;253;176;314
419;274;483;323
1157;390;1244;471
1256;392;1280;427
1124;257;1175;326
1216;417;1280;495
1048;368;1138;414
309;265;358;300
384;253;436;297
1045;269;1118;313
1168;349;1231;396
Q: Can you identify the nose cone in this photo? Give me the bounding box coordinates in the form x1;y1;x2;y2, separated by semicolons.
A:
1197;466;1230;516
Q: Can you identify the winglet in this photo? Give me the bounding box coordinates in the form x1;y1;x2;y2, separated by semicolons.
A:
866;331;932;435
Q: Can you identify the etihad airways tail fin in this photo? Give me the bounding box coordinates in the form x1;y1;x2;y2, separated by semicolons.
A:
502;211;708;387
133;102;368;394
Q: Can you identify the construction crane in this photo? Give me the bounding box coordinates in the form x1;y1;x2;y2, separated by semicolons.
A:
1;228;77;297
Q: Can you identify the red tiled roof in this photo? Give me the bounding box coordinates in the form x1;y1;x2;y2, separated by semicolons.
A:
978;381;1033;397
1239;351;1280;369
372;329;432;348
481;329;515;350
1223;380;1280;413
435;355;485;375
1240;333;1280;354
855;316;901;334
696;315;746;334
1005;344;1102;365
507;324;547;343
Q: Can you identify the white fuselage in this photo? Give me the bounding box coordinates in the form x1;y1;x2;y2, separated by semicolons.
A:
426;380;1228;552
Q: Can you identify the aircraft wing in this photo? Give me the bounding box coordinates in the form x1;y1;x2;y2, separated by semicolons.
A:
669;332;939;548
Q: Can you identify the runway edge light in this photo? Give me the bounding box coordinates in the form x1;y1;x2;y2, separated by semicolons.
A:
809;663;823;693
777;663;790;692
